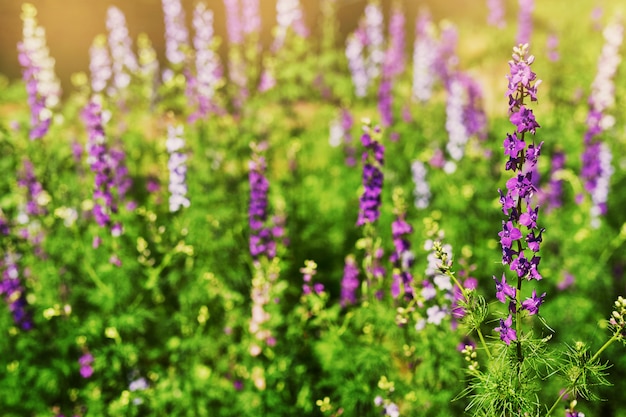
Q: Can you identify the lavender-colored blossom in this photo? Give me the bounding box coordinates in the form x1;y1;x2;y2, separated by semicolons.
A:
434;22;459;85
459;72;488;140
272;0;308;51
390;213;414;299
363;1;384;81
412;11;437;102
162;0;190;68
224;0;244;45
411;160;431;209
242;0;261;36
248;142;283;260
79;352;94;378
546;33;560;62
18;159;48;217
89;34;112;94
106;6;138;94
356;123;384;226
17;3;61;140
377;78;393;128
0;253;32;330
341;255;360;307
539;151;565;211
82;97;119;234
166;124;190;212
190;3;222;121
444;76;469;167
516;0;534;46
384;6;406;78
487;0;506;28
581;19;622;227
346;29;369;97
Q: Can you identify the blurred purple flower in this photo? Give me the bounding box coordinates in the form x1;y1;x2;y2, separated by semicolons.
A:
340;255;360;307
0;253;32;330
356;123;384;226
79;352;94;378
166;125;190;212
487;0;506;28
162;0;190;68
106;6;138;94
17;4;61;140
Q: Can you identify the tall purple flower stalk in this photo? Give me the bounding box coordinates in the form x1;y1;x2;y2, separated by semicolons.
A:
82;97;120;236
539;151;565;212
356;122;385;226
17;3;61;140
516;0;534;46
342;109;356;166
378;5;406;130
248;142;282;260
105;6;138;95
346;28;369;98
390;191;414;299
496;43;545;347
341;254;360;307
224;0;244;46
190;3;222;121
444;76;469;173
162;0;190;77
411;160;431;209
18;159;48;218
363;1;384;82
89;34;112;94
273;0;308;51
166;124;190;212
0;252;32;330
487;0;506;28
412;10;437;103
580;19;623;227
242;0;261;37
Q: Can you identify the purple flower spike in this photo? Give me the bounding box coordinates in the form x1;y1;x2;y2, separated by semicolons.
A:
495;43;546;343
356;122;384;226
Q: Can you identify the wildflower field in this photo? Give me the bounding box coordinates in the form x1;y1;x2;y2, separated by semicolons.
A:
3;0;626;416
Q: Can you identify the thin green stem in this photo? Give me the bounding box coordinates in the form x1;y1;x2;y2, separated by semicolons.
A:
545;390;567;417
590;334;617;363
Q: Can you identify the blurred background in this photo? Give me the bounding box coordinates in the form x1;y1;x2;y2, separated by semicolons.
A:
0;0;488;94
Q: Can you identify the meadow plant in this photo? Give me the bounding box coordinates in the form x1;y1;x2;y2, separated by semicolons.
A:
412;10;437;103
88;34;112;95
486;0;506;29
0;252;32;330
105;6;138;96
17;3;61;140
516;0;534;45
410;160;431;209
165;124;190;212
189;3;223;121
580;18;623;228
161;0;190;71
